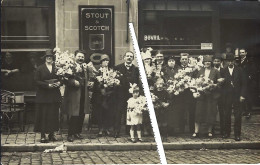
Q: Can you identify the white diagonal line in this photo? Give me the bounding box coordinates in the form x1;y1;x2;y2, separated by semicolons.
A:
129;23;167;165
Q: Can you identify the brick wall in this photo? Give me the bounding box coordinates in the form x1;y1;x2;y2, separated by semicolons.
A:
56;0;138;65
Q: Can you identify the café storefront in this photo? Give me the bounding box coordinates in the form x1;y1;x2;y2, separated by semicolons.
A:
138;0;260;59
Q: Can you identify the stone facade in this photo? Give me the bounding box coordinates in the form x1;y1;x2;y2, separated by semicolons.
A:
56;0;138;65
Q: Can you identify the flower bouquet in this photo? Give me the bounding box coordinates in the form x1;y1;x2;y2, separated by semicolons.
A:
130;96;148;114
166;69;192;95
96;68;122;89
190;76;218;98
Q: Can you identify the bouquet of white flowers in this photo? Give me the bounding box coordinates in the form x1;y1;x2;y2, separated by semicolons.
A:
96;68;122;89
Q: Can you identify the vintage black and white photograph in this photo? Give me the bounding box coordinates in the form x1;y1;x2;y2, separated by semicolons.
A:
1;0;260;164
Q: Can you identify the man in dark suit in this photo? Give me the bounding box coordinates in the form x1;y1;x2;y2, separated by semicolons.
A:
239;49;258;118
221;54;247;141
213;54;225;136
113;51;140;138
174;53;196;134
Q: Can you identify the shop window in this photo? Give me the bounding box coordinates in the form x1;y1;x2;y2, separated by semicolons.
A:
1;0;55;91
141;11;212;50
1;0;55;49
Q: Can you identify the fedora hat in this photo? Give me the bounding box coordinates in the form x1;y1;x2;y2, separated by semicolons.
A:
203;55;213;62
226;53;235;60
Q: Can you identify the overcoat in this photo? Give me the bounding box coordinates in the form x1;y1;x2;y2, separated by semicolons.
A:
34;63;61;103
62;67;90;116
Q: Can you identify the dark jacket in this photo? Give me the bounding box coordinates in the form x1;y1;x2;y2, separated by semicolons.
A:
114;63;140;99
220;66;247;99
62;66;91;116
34;63;61;103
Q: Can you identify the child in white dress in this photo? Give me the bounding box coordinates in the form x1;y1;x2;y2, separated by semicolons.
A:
127;84;147;143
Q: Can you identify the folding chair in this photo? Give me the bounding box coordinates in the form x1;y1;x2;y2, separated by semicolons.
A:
1;90;25;133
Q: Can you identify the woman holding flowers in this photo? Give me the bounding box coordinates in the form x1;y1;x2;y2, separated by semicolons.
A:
192;55;222;138
34;49;62;143
164;56;180;135
141;49;155;136
62;50;91;142
92;54;121;137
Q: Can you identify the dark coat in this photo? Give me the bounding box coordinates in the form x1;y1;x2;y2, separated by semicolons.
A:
220;66;247;100
34;63;61;103
62;67;91;116
114;63;140;101
163;65;181;81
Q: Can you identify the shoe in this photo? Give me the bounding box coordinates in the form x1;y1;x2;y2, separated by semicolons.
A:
97;132;103;137
208;132;213;138
235;136;241;141
104;130;111;136
222;134;230;138
67;135;74;142
48;133;57;141
114;132;119;138
245;113;251;119
74;134;83;139
192;133;199;138
138;138;143;142
130;138;136;143
40;137;48;143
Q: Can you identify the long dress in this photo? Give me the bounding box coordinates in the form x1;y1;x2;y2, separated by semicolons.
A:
195;68;221;125
34;63;61;133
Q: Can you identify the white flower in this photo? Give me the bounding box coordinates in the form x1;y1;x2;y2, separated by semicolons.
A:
66;68;73;75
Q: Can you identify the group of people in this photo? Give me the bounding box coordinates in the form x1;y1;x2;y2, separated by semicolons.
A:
13;46;256;143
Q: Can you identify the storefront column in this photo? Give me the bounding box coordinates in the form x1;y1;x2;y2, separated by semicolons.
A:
55;0;65;50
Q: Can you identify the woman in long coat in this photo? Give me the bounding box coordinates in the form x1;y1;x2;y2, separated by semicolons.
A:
92;54;116;137
34;49;62;143
193;55;222;138
62;50;91;142
164;56;180;135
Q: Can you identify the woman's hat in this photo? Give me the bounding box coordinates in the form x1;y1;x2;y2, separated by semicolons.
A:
41;49;54;59
203;55;213;62
142;51;152;60
168;56;175;61
100;54;110;61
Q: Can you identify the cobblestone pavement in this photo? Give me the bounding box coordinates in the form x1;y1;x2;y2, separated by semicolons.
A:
1;149;259;164
1;115;260;145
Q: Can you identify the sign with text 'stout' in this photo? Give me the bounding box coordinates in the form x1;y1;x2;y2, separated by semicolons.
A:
79;6;114;65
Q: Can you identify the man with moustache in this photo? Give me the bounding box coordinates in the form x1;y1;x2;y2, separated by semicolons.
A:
221;54;246;141
63;50;91;142
113;51;140;138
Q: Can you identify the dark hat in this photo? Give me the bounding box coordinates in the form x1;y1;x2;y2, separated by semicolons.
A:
213;53;222;60
225;43;233;48
41;49;54;59
226;53;235;60
168;56;175;61
100;54;110;62
203;55;213;62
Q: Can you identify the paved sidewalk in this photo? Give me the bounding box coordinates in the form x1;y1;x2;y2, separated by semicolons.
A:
1;114;260;152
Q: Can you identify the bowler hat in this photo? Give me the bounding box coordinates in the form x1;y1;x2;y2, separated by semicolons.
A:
226;53;235;60
213;53;222;60
203;55;213;62
100;54;110;61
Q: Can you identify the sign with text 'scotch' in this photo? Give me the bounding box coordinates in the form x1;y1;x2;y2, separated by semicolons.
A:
79;6;114;65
